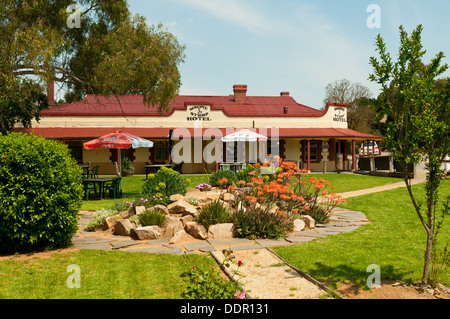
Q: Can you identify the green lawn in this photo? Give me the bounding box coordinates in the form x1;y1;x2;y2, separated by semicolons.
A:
80;174;210;211
308;173;402;194
0;250;216;298
273;179;450;288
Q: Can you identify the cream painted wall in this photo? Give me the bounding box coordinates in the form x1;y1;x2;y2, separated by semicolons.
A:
31;105;348;129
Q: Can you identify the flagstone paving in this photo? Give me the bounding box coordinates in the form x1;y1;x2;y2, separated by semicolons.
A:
72;207;372;254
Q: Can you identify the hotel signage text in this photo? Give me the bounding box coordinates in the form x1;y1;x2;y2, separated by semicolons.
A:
333;107;346;123
187;105;211;121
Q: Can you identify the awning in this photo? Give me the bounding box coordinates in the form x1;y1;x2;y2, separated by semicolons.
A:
14;127;382;141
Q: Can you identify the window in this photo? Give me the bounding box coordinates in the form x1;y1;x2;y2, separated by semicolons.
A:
154;140;169;162
303;140;319;162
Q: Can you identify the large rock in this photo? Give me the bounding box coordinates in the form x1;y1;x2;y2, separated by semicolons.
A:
164;217;184;238
207;223;235;239
302;215;315;229
169;194;184;203
185;222;207;240
133;226;162;240
167;200;198;217
135;206;146;215
181;215;195;227
104;215;118;230
293;219;306;232
169;229;195;244
113;219;135;236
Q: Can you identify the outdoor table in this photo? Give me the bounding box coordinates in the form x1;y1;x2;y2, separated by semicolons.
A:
219;163;244;173
145;164;173;179
82;177;115;200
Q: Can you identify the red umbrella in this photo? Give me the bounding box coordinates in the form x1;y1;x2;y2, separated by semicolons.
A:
84;130;154;176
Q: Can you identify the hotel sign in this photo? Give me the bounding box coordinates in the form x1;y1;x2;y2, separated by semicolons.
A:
187;105;211;121
333;107;346;123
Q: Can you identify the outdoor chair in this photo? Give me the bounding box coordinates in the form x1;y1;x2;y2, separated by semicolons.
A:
104;177;122;199
88;165;99;178
84;181;97;200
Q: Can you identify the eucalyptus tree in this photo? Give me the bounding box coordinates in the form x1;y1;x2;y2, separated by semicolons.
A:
0;0;185;133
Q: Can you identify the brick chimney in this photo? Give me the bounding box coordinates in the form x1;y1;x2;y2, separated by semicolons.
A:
280;91;290;97
233;84;247;102
47;81;55;106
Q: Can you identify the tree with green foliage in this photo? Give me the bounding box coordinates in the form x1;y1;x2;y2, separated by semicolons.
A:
1;0;185;134
366;25;450;287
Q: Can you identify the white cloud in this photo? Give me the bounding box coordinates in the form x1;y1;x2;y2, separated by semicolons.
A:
174;0;273;35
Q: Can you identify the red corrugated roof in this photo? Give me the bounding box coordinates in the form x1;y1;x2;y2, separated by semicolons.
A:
40;94;325;117
15;127;382;140
14;127;172;140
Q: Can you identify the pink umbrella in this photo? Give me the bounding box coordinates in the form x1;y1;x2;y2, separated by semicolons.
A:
84;130;154;176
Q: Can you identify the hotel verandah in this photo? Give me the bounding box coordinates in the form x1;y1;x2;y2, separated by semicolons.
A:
15;84;382;175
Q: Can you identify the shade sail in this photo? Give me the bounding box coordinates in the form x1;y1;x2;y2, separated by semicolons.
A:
221;129;268;142
83;130;154;149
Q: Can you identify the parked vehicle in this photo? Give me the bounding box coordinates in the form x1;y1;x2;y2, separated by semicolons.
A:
359;141;380;156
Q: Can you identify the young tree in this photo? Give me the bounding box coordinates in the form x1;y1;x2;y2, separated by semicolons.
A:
0;0;185;134
367;25;450;287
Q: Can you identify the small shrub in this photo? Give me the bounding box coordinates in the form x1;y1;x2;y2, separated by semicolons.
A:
302;204;331;224
138;208;167;227
232;206;293;240
108;201;130;213
85;208;117;231
181;249;245;299
185;196;201;206
142;167;189;198
0;132;83;253
196;200;232;230
209;170;237;188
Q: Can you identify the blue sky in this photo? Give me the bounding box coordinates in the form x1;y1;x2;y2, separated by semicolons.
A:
128;0;450;109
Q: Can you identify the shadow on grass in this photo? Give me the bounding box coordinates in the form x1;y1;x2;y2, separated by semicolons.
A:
309;262;414;290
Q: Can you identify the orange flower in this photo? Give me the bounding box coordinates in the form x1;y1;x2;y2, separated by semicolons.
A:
237;180;246;185
228;185;234;191
292;209;299;215
325;181;330;186
304;205;310;211
298;196;305;202
322;190;328;195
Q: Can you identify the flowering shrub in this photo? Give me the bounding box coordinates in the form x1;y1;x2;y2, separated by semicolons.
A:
181;249;246;299
85;208;117;231
227;157;346;231
209;169;237;188
195;183;212;191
